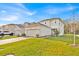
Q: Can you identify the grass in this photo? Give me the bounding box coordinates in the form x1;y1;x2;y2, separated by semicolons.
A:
0;35;18;40
47;34;79;44
0;34;79;56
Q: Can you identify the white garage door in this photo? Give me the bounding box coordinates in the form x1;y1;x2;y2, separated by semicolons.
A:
27;29;40;37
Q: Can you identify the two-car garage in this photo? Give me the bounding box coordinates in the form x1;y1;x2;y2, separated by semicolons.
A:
25;23;52;37
26;29;40;37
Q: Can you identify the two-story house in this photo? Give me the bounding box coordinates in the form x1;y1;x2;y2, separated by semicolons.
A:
25;18;64;37
40;18;64;36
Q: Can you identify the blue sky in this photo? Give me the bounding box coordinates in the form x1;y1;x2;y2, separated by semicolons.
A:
0;3;79;24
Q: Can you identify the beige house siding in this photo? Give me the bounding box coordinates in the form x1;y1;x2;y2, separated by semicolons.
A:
39;26;51;36
26;29;40;37
25;24;52;37
40;18;64;36
50;19;64;35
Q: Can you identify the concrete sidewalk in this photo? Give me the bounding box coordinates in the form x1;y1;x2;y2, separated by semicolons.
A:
0;37;27;45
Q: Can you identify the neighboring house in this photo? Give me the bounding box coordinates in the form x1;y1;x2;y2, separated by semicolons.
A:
39;18;64;36
0;24;25;36
25;23;53;37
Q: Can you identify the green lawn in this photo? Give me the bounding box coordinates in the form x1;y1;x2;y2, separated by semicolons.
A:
0;35;18;40
0;34;79;56
47;34;79;44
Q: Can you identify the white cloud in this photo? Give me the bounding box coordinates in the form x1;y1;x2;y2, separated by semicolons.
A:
1;10;7;13
44;5;76;15
67;4;75;10
0;3;36;22
0;24;6;26
68;6;74;10
0;15;19;21
15;3;36;16
26;11;36;16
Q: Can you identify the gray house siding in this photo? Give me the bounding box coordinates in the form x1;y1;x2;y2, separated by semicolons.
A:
25;24;52;37
0;24;25;36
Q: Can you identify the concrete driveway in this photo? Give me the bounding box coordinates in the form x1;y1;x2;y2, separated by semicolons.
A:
0;37;27;45
76;35;79;37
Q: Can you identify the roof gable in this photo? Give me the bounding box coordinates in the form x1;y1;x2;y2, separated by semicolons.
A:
40;18;64;24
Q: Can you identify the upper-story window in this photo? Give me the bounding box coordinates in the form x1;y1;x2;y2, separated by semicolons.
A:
59;21;62;25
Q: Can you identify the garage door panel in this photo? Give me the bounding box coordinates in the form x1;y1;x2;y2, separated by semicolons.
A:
27;29;40;37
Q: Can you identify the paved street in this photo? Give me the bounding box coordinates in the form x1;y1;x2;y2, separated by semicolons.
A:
0;37;27;45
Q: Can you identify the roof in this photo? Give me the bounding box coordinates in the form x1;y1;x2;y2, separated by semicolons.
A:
16;24;25;28
24;22;30;24
2;24;16;27
25;23;51;29
40;18;64;24
1;24;24;29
